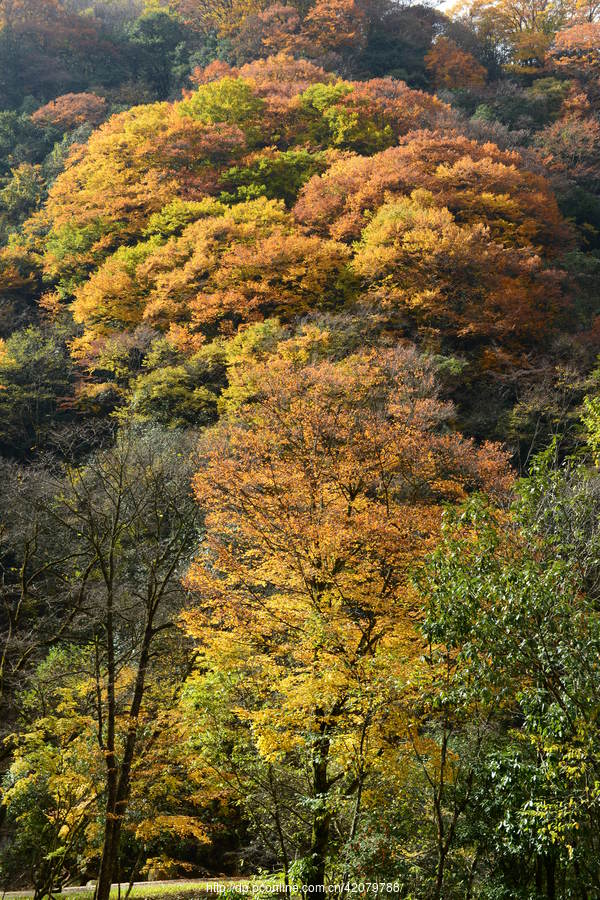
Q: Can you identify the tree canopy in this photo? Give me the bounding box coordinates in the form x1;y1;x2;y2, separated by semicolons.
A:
2;0;600;897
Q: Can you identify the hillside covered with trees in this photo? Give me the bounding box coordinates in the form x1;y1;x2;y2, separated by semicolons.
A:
1;1;600;898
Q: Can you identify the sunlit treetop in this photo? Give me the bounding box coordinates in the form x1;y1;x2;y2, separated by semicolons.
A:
30;56;452;288
294;129;570;252
31;93;108;131
8;55;576;400
453;0;600;74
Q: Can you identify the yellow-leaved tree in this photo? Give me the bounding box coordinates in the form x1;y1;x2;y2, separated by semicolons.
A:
183;344;511;889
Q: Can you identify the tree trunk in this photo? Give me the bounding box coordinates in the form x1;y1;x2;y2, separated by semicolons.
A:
341;715;368;892
432;730;448;900
536;856;543;896
95;619;154;900
307;724;331;890
545;855;556;900
573;859;589;900
95;579;117;900
94;811;120;900
268;765;290;894
433;847;447;900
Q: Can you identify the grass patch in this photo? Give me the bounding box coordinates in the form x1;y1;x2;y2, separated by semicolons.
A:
35;882;237;900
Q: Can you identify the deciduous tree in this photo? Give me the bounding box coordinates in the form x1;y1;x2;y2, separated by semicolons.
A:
184;347;511;888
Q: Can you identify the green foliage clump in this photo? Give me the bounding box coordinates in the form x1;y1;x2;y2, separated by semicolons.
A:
144;199;228;238
219;149;328;206
0;325;75;456
128;343;226;427
179;78;265;143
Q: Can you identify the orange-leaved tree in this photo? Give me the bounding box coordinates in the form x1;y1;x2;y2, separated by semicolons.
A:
294;134;570;366
34;102;248;290
31;62;449;297
31;93;108;131
183;346;511;888
351;190;565;361
425;36;487;89
69;197;354;362
294;130;569;252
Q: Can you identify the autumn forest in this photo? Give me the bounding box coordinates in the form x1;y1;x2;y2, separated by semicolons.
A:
1;0;600;897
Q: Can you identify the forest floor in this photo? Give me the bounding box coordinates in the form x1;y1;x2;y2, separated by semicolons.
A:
3;878;258;900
